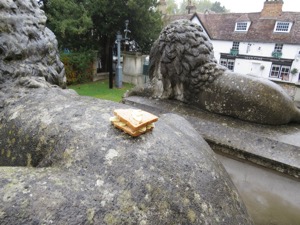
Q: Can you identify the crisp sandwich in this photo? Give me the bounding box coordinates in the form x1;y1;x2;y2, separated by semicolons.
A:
110;109;158;137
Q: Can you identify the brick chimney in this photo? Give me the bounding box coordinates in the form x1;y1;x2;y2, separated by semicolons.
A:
261;0;283;17
186;0;197;14
158;0;167;15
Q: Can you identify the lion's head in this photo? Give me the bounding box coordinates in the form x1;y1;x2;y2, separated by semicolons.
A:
149;19;225;101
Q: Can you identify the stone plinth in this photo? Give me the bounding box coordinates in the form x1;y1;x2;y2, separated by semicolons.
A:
123;52;148;87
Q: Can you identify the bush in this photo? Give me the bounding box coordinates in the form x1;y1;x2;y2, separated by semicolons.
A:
291;68;298;75
60;50;97;84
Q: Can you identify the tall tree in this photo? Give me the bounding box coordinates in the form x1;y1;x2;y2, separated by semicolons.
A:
45;0;93;49
195;0;213;12
210;1;229;13
86;0;162;69
165;0;178;15
44;0;162;70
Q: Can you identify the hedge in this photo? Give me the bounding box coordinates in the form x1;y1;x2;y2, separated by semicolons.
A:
60;50;97;84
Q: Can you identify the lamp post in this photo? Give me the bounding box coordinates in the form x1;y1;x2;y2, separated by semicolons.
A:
115;32;123;88
115;20;131;88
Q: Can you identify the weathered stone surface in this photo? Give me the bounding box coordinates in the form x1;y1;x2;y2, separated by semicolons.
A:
0;88;253;224
0;1;253;224
123;96;300;179
195;72;300;124
138;19;300;125
0;0;66;95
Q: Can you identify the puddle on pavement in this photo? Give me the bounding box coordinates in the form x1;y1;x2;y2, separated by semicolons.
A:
217;154;300;225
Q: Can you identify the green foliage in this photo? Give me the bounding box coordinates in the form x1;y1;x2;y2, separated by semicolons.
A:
291;68;298;75
68;80;135;102
210;1;229;13
46;0;93;49
60;50;97;84
86;0;162;53
124;0;163;53
165;0;179;15
44;0;162;54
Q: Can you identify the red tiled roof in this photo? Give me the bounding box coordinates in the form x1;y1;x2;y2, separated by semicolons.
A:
236;14;250;22
163;14;192;26
194;11;300;44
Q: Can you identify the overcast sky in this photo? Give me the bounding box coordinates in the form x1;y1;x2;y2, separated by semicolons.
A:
174;0;297;13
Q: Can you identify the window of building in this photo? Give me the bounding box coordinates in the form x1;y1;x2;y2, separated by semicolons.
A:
235;22;250;32
220;58;235;71
274;21;292;33
227;59;235;71
232;42;240;50
281;66;290;81
220;58;228;67
270;65;281;78
269;64;291;81
274;43;283;52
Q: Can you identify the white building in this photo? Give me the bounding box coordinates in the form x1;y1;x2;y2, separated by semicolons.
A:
165;0;300;85
194;0;300;84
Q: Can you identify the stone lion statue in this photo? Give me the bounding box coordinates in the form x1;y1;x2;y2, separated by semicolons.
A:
143;20;300;125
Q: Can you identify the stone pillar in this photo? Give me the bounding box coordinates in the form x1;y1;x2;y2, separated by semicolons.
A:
122;52;147;87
